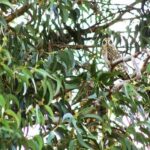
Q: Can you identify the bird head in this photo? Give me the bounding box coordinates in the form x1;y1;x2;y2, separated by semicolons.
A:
102;37;113;47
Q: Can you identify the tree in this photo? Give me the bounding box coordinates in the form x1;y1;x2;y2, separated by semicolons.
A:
0;0;150;149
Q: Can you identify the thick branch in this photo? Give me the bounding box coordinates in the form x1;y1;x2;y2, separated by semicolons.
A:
5;3;31;23
112;49;150;91
112;51;142;68
112;49;150;73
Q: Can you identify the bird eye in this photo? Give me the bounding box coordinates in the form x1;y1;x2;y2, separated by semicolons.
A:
109;40;112;44
102;40;106;45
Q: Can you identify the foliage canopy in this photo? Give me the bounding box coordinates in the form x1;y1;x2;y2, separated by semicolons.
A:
0;0;150;149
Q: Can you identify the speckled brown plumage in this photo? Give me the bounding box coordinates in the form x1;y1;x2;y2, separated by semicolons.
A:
101;37;129;78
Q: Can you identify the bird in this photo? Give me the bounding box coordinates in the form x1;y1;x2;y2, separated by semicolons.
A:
101;37;129;79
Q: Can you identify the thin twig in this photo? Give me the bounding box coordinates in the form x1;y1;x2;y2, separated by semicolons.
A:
51;43;97;49
51;43;97;54
83;1;140;32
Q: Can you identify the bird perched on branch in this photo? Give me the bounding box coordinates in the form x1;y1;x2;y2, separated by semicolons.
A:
101;37;129;79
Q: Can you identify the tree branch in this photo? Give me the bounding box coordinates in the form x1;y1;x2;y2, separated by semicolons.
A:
112;49;150;91
141;55;150;72
5;3;31;23
83;1;140;32
112;51;142;68
112;49;150;74
51;43;97;49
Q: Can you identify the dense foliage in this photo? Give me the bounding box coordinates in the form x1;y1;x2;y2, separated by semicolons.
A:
0;0;150;149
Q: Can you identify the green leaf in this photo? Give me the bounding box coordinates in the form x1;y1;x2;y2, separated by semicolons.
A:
61;7;69;22
27;139;37;150
6;94;19;108
58;49;75;72
68;139;77;150
35;105;45;125
98;72;115;85
35;68;50;78
41;79;47;97
46;131;56;145
78;107;95;116
77;133;91;149
88;93;97;99
23;82;27;95
31;78;37;94
123;83;137;98
0;94;5;107
121;138;138;150
0;0;13;9
65;77;80;90
0;16;7;27
81;114;102;121
44;105;54;119
2;64;13;77
22;68;32;79
146;64;150;73
0;127;14;133
5;109;20;127
54;76;62;95
79;1;89;12
33;135;44;150
2;49;12;65
46;79;54;104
